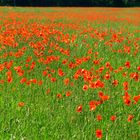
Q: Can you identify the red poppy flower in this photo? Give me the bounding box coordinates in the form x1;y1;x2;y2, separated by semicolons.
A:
18;102;25;107
98;91;110;101
93;60;100;65
124;98;131;106
96;129;102;139
30;79;37;84
62;59;68;65
95;79;104;88
89;103;96;111
57;93;62;99
42;70;47;76
130;72;139;81
51;77;57;82
6;70;12;77
123;81;129;90
133;95;140;104
137;66;140;71
38;80;43;86
104;72;110;80
123;92;131;106
66;91;71;97
125;61;130;68
0;80;4;84
99;66;104;73
128;115;134;122
76;105;82;113
0;64;4;72
105;62;111;68
58;68;65;77
46;89;51;94
20;77;27;84
7;76;13;83
83;84;88;91
96;115;102;121
110;116;117;121
112;80;118;86
64;78;69;86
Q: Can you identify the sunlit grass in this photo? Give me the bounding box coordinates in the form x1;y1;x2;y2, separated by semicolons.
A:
0;7;140;140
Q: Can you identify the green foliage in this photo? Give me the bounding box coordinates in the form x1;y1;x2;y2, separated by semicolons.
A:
0;0;13;6
123;0;129;5
0;0;139;7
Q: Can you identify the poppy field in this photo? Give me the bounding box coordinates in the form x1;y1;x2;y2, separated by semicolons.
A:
0;7;140;139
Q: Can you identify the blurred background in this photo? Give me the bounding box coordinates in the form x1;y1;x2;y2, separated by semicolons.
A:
0;0;140;7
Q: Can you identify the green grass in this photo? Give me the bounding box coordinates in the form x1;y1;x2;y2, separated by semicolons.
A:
0;7;140;140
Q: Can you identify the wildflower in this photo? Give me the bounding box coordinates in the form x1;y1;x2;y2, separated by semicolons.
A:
76;105;82;113
105;62;111;68
38;80;43;86
93;60;100;65
123;81;128;90
83;84;88;91
95;79;104;88
18;102;25;107
98;91;110;101
30;79;37;84
7;76;13;83
96;129;102;139
128;115;134;122
122;72;127;77
0;64;4;72
62;59;68;65
6;70;12;77
63;78;69;86
112;80;118;86
0;80;4;84
130;72;139;81
104;72;110;80
51;77;57;82
66;91;71;97
133;95;140;104
99;66;104;73
58;68;65;77
125;61;130;68
96;115;102;121
89;102;96;111
46;89;51;94
42;70;47;76
123;92;131;106
20;77;27;84
110;116;117;121
57;93;62;99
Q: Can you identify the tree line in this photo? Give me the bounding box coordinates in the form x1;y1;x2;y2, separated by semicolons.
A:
0;0;140;7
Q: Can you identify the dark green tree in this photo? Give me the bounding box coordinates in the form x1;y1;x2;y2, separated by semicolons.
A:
0;0;139;7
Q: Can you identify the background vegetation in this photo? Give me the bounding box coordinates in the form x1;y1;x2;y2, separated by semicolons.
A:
0;0;140;7
0;5;140;140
